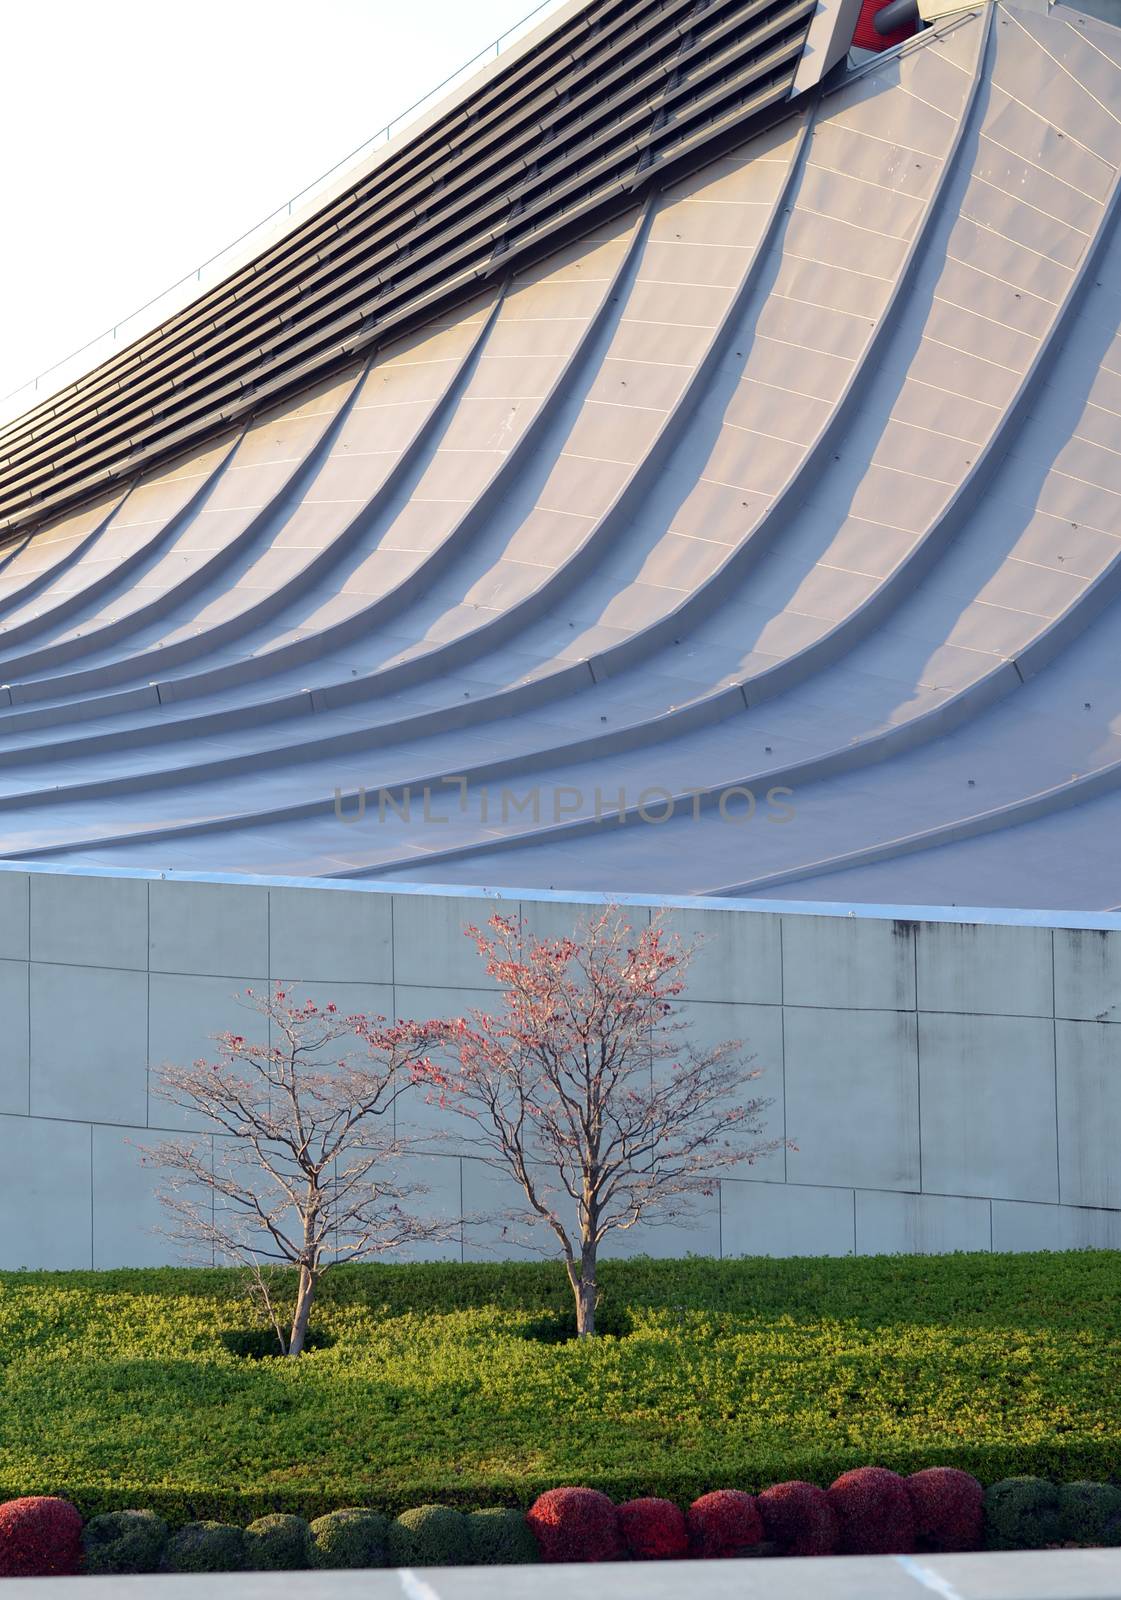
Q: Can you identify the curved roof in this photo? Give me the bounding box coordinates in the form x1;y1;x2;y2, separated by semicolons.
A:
2;0;1121;913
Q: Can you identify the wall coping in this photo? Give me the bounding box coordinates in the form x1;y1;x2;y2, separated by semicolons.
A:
2;858;1119;934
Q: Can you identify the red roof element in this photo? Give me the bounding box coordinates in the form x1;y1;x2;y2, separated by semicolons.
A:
853;0;917;51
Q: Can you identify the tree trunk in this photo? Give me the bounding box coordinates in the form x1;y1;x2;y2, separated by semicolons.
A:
574;1245;598;1338
288;1264;317;1357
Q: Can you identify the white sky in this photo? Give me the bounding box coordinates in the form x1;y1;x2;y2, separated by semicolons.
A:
0;0;567;404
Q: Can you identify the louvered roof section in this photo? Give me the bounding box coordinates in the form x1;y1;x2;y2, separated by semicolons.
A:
0;0;816;546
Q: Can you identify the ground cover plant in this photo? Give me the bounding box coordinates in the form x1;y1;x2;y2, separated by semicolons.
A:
0;1252;1118;1523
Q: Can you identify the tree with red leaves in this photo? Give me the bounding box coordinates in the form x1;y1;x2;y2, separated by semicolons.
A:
439;907;783;1336
146;987;450;1356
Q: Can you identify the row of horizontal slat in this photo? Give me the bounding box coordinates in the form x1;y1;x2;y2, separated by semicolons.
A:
0;0;815;545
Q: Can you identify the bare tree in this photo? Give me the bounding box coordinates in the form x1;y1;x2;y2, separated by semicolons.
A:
145;987;452;1355
437;908;786;1337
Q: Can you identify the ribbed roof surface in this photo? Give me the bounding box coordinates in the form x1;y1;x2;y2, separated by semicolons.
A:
2;0;1121;912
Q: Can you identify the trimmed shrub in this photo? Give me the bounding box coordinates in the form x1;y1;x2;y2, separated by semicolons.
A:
467;1507;539;1565
907;1468;983;1553
245;1513;311;1570
81;1509;168;1575
160;1521;246;1574
0;1496;83;1578
757;1480;838;1556
617;1497;688;1560
1057;1481;1121;1547
984;1478;1062;1551
388;1504;471;1566
308;1508;389;1569
686;1489;763;1559
828;1467;915;1555
527;1487;623;1563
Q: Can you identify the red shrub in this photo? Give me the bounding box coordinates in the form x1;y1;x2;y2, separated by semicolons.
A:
0;1497;83;1578
686;1490;763;1559
907;1467;984;1552
828;1468;916;1555
526;1488;623;1563
757;1480;839;1556
617;1497;688;1560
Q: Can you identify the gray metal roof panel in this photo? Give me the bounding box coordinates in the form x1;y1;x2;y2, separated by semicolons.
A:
3;2;1121;912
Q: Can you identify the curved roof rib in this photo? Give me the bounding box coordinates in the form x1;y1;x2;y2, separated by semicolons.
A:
3;0;1121;913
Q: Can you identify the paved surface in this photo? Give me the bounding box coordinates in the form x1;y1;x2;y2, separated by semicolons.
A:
3;2;1121;910
6;1553;1121;1598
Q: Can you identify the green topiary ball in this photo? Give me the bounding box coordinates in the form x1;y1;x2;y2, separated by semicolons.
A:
81;1509;168;1575
1058;1482;1121;1546
244;1513;311;1570
308;1508;389;1569
984;1478;1062;1550
466;1507;539;1565
388;1504;471;1566
160;1521;246;1574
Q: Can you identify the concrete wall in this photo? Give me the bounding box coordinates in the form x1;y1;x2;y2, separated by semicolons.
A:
2;862;1120;1271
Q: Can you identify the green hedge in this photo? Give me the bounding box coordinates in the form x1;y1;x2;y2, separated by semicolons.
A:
244;1513;312;1570
467;1507;540;1565
388;1505;471;1566
160;1521;246;1574
3;1253;1121;1522
21;1477;1121;1574
308;1509;387;1569
81;1510;168;1575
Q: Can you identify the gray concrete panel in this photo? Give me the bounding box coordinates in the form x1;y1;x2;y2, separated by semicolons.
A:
675;998;786;1180
782;912;916;1011
855;1188;992;1255
1055;1018;1121;1209
92;1123;210;1269
1054;926;1121;1022
0;868;28;959
0;1112;92;1270
392;893;511;990
0;957;29;1113
460;1155;566;1262
662;903;783;1005
916;920;1054;1017
918;1011;1059;1203
269;885;393;985
991;1195;1121;1252
149;879;269;978
720;1176;856;1257
784;1005;920;1191
381;1151;463;1263
29;867;147;970
603;1188;721;1261
147;972;270;1132
392;984;494;1153
30;960;147;1125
